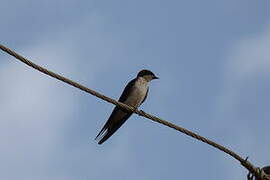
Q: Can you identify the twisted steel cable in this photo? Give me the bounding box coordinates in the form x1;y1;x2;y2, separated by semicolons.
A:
0;44;269;180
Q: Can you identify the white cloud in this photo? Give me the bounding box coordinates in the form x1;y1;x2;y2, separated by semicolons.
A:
225;27;270;79
216;24;270;180
0;43;78;179
0;13;141;179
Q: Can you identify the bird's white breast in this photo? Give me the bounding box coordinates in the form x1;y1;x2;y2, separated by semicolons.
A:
125;77;148;108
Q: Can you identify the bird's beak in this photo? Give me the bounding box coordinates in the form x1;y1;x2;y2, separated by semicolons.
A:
153;76;159;79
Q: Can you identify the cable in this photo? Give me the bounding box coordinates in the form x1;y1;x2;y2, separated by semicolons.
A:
0;44;269;180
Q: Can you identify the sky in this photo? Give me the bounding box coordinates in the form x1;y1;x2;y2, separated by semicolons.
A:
0;0;270;180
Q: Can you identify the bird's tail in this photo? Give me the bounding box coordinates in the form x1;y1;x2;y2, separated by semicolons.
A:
97;126;119;145
95;112;132;144
97;131;112;145
95;122;109;141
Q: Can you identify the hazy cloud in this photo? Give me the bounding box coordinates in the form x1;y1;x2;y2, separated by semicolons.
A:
216;23;270;180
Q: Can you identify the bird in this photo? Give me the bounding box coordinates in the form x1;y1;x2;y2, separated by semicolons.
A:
95;69;159;144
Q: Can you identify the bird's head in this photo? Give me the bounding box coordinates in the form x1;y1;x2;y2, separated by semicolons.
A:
137;69;159;82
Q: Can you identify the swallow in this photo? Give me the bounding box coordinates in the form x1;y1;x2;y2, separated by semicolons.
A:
95;69;159;144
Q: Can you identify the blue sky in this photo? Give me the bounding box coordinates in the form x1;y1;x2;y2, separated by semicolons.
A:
1;1;270;180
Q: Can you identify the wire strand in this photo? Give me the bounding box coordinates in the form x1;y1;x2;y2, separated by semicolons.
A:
0;44;269;180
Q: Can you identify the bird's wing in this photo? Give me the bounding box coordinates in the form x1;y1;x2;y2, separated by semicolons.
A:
118;78;136;103
95;78;136;144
